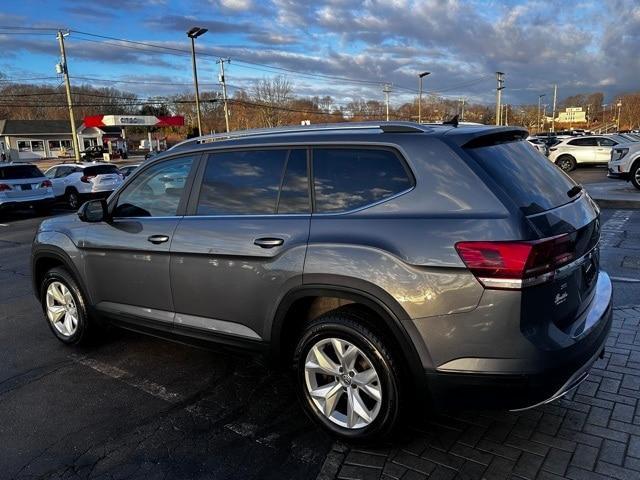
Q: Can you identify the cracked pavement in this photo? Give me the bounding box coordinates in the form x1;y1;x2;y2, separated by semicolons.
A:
0;208;332;480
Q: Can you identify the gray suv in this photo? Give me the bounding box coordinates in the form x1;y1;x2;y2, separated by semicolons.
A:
32;122;612;440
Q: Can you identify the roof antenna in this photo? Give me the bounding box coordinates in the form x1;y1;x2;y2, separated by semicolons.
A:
443;114;459;127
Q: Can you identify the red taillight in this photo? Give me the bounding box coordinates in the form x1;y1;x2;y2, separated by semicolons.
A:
81;175;95;183
0;183;12;192
455;234;576;289
40;180;52;188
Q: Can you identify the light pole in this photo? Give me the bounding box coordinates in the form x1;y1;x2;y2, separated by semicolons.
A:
383;83;392;121
537;94;545;132
187;26;208;137
616;100;623;132
418;71;430;124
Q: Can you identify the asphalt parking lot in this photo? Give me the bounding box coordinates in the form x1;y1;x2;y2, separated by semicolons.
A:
1;173;639;479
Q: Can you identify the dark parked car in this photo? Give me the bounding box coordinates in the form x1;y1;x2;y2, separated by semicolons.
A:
32;122;612;440
80;145;106;160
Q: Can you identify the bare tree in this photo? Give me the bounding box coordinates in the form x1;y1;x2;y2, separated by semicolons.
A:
252;76;293;127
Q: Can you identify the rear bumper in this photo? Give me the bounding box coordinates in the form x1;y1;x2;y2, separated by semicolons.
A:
424;271;613;410
0;196;55;210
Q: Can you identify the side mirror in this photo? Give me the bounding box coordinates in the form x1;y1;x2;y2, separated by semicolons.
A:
78;199;108;223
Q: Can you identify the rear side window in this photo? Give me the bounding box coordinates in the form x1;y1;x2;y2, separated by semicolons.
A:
598;138;616;146
0;165;44;179
466;140;577;215
197;149;288;215
84;165;119;176
312;148;412;213
277;149;309;214
568;138;597;147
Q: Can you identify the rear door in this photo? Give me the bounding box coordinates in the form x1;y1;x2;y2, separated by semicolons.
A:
567;137;597;163
465;138;601;332
170;148;311;341
47;166;76;197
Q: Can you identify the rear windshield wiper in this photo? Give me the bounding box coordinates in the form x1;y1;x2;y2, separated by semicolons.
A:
567;185;583;198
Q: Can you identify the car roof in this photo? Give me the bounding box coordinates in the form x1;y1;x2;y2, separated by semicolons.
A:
166;121;527;156
50;162;114;168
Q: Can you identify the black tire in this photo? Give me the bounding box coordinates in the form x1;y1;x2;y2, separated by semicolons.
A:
34;204;52;216
66;188;80;210
40;267;95;345
293;307;402;441
631;162;640;190
555;155;576;172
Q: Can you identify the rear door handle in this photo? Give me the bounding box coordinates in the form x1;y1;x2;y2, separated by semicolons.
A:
254;237;284;248
147;235;170;244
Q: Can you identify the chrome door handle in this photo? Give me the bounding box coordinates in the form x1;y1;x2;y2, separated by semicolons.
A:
254;237;284;248
147;235;170;244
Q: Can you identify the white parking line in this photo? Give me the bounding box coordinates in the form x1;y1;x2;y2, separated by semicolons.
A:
71;355;183;403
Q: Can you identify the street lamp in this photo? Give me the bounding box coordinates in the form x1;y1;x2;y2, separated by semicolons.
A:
617;100;623;132
537;94;546;132
187;26;208;137
418;71;430;124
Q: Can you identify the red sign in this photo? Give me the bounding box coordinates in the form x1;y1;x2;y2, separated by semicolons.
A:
84;115;184;128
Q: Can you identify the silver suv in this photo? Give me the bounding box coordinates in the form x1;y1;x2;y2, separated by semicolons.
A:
32;122;612;440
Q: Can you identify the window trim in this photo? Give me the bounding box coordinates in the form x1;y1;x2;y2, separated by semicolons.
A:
187;146;312;217
108;153;203;219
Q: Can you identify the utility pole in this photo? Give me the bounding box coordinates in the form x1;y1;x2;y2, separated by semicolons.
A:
418;72;430;124
504;104;509;126
551;84;557;132
458;97;466;121
56;30;81;163
217;58;231;133
187;27;208;137
495;72;505;125
537;94;545;132
383;83;392;121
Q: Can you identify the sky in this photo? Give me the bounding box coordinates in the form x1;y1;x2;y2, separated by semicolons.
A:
0;0;639;109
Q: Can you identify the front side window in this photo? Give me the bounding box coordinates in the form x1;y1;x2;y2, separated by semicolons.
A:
313;148;413;213
196;149;289;215
114;156;194;218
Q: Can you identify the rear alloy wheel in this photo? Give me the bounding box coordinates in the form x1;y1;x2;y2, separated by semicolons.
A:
294;309;402;441
66;189;80;210
631;163;640;190
555;155;576;172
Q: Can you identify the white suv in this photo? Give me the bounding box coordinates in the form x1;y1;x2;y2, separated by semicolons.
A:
45;162;124;209
609;141;640;190
548;135;626;172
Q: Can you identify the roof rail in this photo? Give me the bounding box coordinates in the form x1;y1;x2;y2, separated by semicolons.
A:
169;121;427;151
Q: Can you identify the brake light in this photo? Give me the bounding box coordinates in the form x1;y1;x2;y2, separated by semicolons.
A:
455;234;576;289
40;180;52;188
0;183;12;191
81;175;95;183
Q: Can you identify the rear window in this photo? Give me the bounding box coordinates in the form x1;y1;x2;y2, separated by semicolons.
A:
84;165;119;176
466;140;577;215
0;165;44;180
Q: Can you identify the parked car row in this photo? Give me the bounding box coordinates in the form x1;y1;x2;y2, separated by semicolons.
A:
0;162;141;215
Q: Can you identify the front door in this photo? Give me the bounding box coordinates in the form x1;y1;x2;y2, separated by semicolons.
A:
81;155;198;324
596;137;617;163
170;148;311;341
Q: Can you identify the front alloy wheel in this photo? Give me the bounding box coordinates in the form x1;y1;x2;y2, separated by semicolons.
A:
67;190;79;209
46;281;79;337
632;164;640;190
304;338;382;429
